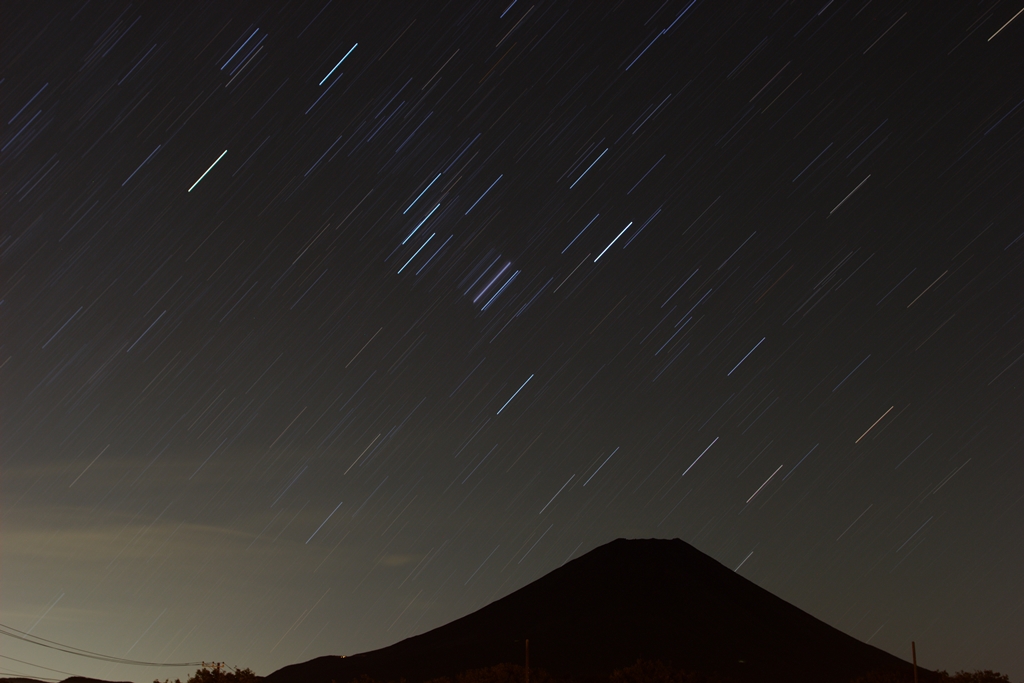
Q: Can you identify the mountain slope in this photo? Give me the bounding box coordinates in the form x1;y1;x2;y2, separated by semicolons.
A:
267;538;926;683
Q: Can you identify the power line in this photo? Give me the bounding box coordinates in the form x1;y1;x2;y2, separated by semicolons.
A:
1;651;78;679
0;622;203;667
0;671;61;679
0;669;61;682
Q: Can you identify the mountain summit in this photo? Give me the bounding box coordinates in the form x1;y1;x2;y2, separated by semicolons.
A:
267;538;923;683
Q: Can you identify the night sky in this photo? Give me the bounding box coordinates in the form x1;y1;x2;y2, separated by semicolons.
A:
3;1;1024;680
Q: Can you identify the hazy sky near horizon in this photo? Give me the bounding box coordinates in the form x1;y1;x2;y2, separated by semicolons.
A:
2;1;1023;681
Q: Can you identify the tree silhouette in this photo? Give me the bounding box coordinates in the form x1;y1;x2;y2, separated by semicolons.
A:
154;663;260;683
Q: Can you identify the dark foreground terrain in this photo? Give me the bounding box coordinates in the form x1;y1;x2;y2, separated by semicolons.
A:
0;679;133;683
266;538;929;683
7;539;968;683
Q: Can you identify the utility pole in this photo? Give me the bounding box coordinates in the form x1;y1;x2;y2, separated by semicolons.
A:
912;642;918;683
524;638;532;683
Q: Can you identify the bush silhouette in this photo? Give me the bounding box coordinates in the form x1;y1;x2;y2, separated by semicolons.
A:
610;659;727;683
939;672;1012;683
852;671;1015;683
425;663;557;683
850;672;913;683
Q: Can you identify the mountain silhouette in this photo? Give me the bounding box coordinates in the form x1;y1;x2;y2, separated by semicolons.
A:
267;538;926;683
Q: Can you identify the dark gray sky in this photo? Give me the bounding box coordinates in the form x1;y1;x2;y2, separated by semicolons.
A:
2;1;1023;680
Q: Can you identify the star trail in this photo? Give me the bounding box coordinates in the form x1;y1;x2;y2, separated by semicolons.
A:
2;1;1023;681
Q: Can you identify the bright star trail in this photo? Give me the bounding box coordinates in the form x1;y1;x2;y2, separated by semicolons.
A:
188;150;227;193
2;2;1023;681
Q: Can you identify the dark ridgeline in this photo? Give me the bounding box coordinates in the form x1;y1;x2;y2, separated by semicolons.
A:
0;679;133;683
266;538;929;683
